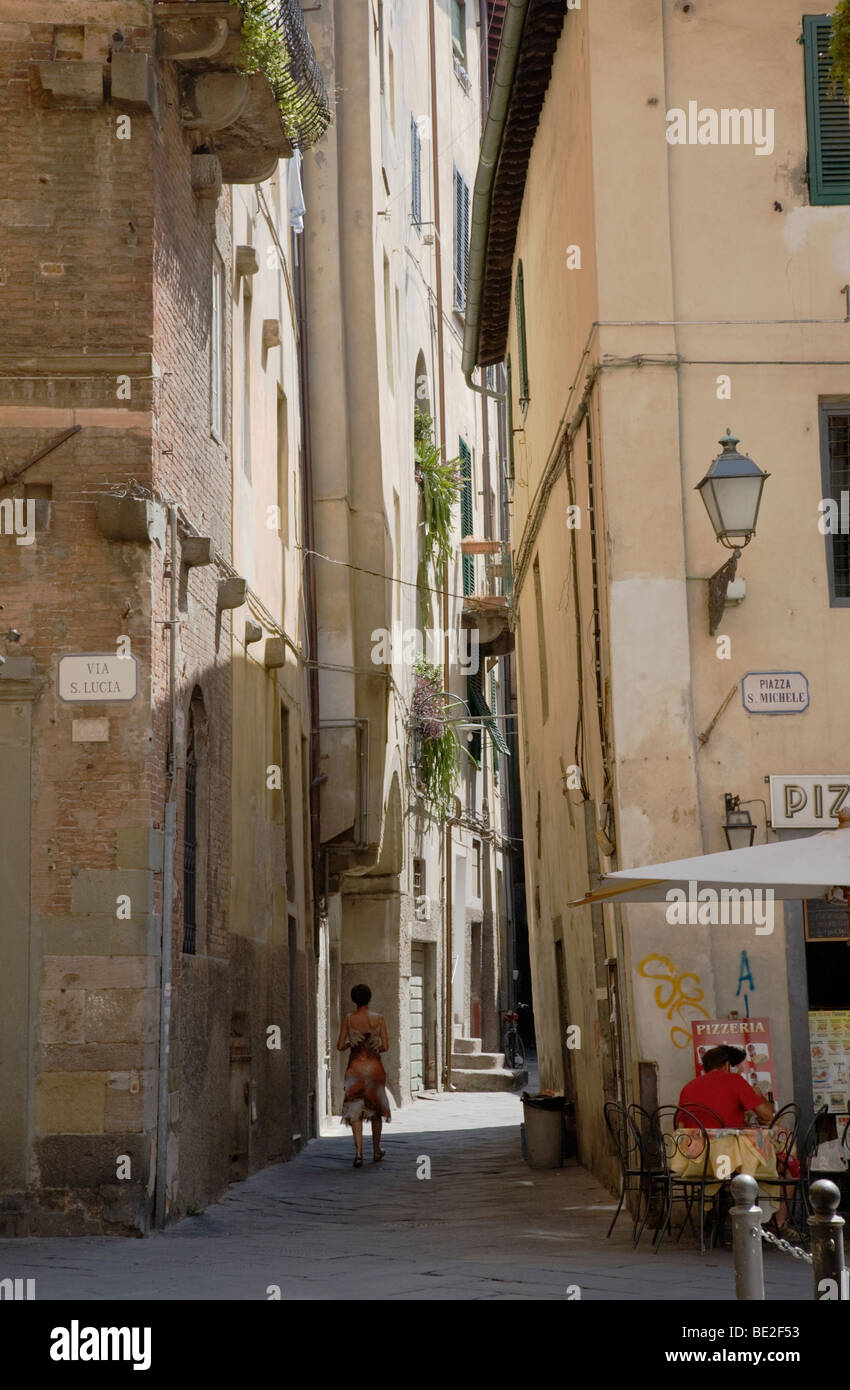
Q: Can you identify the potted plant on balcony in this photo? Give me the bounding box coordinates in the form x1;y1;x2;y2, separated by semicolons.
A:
414;413;461;591
411;656;468;821
231;0;331;148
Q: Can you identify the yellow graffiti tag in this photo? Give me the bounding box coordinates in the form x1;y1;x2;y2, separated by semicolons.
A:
637;953;711;1048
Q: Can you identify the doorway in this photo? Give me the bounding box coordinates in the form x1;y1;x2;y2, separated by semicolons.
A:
410;942;425;1094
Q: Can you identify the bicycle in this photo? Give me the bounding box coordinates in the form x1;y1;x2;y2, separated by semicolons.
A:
502;1005;528;1070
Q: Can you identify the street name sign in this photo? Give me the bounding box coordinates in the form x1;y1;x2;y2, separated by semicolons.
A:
57;654;138;702
741;670;809;714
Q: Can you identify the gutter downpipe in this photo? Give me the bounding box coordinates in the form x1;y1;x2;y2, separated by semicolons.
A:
427;0;452;1091
462;0;531;385
154;504;179;1229
296;217;322;963
478;0;492;541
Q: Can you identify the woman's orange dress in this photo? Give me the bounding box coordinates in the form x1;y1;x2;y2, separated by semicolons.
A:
342;1015;391;1126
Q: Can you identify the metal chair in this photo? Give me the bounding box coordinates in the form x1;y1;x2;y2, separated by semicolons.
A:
626;1103;669;1247
604;1101;662;1245
651;1105;718;1255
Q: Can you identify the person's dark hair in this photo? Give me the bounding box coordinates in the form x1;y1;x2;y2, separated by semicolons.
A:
351;983;372;1007
702;1045;731;1073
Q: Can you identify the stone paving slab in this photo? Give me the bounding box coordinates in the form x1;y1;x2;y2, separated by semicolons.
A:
0;1089;812;1300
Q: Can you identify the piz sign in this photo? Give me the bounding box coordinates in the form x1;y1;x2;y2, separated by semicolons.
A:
742;670;809;714
57;653;138;703
769;775;850;829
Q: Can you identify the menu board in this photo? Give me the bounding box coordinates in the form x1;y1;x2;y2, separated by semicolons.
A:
691;1017;776;1101
809;1010;850;1114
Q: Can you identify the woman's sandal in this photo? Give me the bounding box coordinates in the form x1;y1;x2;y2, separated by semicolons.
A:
373;1148;386;1163
353;1154;363;1167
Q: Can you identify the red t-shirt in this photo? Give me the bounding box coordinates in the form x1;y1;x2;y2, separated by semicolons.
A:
677;1070;763;1128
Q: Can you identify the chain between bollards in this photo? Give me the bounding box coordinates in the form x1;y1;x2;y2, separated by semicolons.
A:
809;1178;847;1300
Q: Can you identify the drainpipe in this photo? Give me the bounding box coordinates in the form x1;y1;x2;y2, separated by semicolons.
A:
295;216;322;961
479;0;492;539
154;504;179;1229
462;0;531;384
427;0;454;1090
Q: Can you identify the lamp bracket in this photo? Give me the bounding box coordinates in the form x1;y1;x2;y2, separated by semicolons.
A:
708;549;740;635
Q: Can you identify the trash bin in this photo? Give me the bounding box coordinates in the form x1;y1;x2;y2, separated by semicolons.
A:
521;1092;566;1169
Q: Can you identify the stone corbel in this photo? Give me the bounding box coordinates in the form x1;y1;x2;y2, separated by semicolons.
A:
180;71;250;131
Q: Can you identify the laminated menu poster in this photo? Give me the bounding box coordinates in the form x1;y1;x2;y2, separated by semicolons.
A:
808;1010;850;1114
691;1017;776;1101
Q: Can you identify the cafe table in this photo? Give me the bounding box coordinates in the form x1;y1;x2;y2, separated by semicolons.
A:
671;1126;780;1219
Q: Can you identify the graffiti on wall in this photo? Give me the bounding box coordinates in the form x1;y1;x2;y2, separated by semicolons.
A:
637;953;711;1048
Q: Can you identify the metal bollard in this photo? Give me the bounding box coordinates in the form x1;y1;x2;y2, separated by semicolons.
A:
808;1179;847;1300
730;1173;765;1301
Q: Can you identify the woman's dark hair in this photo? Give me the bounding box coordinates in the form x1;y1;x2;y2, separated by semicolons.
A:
351;983;372;1007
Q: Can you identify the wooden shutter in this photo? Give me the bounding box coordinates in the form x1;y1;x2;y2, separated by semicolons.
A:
459;436;474;595
454;167;470;309
466;672;482;765
411;115;421;228
804;15;850;205
505;355;515;480
515;260;529;408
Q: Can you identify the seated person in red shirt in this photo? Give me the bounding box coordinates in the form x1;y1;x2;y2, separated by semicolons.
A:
677;1044;775;1128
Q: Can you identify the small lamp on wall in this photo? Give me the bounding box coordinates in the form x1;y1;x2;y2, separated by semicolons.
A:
723;793;756;850
695;429;769;635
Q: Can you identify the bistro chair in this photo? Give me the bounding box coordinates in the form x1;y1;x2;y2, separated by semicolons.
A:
745;1103;802;1235
604;1101;646;1244
626;1103;670;1248
801;1104;847;1219
651;1106;717;1255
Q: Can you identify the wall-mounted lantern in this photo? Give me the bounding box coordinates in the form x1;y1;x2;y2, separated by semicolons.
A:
723;793;756;850
695;429;769;635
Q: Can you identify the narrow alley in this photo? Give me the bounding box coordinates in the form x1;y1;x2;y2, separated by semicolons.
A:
0;1088;809;1301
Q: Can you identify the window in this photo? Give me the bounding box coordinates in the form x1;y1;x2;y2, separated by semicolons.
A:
803;15;850;205
210;250;224;437
281;705;295;901
383;253;393;390
413;857;425;899
451;0;466;65
515;259;530;413
453;166;470;311
411;114;422;229
183;703;198;954
459;436;474;594
505;355;515;480
472;838;482;899
388;43;396;132
241;289;252;478
532;555;549;722
819;404;850;602
276;387;288;544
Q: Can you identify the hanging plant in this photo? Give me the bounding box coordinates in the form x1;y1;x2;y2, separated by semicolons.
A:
411;656;465;821
830;2;850;97
415;413;461;589
230;0;331;148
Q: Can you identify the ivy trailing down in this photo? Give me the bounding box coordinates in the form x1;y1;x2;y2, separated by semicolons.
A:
231;0;331;150
411;656;465;822
830;1;850;97
415;413;461;591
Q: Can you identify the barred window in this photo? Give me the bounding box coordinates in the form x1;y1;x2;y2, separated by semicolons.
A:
820;405;850;602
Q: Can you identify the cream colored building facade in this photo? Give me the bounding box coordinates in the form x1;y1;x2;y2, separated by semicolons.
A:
465;0;850;1182
304;0;517;1117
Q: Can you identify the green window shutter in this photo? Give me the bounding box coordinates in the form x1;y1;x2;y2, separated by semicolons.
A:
459;437;474;595
468;668;510;760
804;15;850;205
505;355;515;480
466;673;482;764
515;260;529;408
411;116;422;227
453;166;470;309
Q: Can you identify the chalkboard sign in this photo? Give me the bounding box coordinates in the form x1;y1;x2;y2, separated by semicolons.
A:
805;898;850;941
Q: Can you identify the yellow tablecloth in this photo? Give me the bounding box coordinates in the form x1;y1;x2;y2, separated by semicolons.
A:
670;1128;780;1219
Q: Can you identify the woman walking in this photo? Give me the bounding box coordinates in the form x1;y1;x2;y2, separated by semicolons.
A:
337;984;391;1166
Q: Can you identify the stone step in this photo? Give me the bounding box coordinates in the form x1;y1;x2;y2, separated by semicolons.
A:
451;1050;506;1070
451;1066;528;1092
452;1037;482;1055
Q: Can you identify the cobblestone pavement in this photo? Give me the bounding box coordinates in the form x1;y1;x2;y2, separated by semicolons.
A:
0;1088;811;1300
